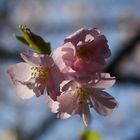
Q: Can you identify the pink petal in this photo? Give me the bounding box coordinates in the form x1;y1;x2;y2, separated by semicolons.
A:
90;89;118;109
93;35;111;58
60;80;72;92
57;92;78;115
7;62;46;98
94;73;116;89
47;64;64;100
64;28;86;45
32;78;46;97
64;28;100;46
51;47;67;72
57;112;71;119
15;82;35;99
72;60;103;75
82;104;91;126
87;28;101;37
46;96;59;113
92;98;114;116
21;51;53;67
7;62;32;84
52;42;75;73
21;51;41;66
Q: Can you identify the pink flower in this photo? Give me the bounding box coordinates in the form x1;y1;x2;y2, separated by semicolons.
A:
7;51;63;100
47;73;118;126
53;28;111;75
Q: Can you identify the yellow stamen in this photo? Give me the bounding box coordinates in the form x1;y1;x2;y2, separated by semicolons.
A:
75;86;88;103
31;67;48;80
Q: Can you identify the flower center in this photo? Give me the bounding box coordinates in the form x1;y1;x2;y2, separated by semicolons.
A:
31;67;49;80
75;86;88;104
77;45;93;61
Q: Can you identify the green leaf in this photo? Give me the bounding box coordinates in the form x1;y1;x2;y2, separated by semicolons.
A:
81;130;102;140
16;25;51;55
14;34;29;45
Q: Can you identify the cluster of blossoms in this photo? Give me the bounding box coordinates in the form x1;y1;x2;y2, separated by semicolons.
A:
7;26;118;126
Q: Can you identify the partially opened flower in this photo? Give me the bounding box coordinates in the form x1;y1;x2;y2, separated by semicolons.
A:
47;73;118;126
53;28;111;75
7;51;63;100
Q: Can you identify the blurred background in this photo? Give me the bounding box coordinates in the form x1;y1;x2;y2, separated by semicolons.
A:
0;0;140;140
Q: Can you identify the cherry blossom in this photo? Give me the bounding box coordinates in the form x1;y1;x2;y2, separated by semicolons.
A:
53;28;111;75
47;73;118;126
7;51;63;100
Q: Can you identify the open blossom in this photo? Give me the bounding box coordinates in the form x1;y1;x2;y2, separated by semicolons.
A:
7;51;63;100
47;73;118;126
53;28;111;75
